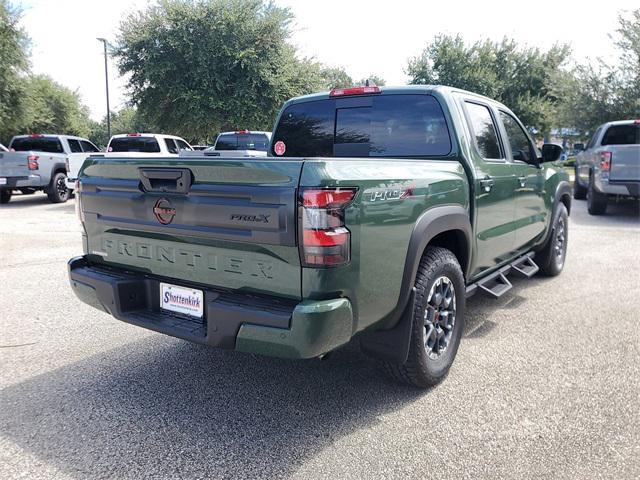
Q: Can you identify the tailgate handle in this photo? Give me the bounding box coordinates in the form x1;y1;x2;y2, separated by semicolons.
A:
139;168;192;194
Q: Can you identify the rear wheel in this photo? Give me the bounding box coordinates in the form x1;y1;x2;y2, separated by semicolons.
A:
537;203;568;277
0;190;11;204
587;175;607;215
573;167;587;200
383;246;465;388
47;172;70;203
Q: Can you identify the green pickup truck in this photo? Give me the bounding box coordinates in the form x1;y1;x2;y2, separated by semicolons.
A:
68;86;571;387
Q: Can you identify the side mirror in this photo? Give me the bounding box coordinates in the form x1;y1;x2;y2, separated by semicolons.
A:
541;144;563;163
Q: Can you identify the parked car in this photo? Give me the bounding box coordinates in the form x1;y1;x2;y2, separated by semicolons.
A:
0;134;99;204
574;120;640;214
68;85;570;388
205;130;271;157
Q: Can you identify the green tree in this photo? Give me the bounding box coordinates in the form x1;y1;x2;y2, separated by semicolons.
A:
115;0;328;142
321;66;353;89
406;35;571;136
356;75;386;86
88;107;155;147
0;0;29;143
21;75;93;137
555;9;640;136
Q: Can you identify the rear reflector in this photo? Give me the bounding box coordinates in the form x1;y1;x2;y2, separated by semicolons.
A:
27;155;39;170
300;187;356;267
329;86;381;97
599;151;612;172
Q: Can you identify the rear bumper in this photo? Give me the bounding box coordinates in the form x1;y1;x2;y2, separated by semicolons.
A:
596;177;640;197
0;175;42;189
68;256;353;359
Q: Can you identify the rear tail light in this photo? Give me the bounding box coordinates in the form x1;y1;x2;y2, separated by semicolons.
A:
300;187;357;267
236;129;250;134
127;133;141;136
27;155;39;170
329;86;381;97
75;179;84;223
599;151;612;172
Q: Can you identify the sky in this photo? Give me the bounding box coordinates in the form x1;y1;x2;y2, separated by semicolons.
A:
18;0;639;120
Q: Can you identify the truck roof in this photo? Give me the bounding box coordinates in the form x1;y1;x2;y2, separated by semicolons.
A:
109;133;187;140
11;134;90;141
217;131;271;136
597;119;640;128
283;84;513;113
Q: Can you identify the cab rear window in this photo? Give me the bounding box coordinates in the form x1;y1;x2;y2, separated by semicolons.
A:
272;94;451;157
108;137;161;153
601;124;640;145
10;137;64;153
215;133;269;151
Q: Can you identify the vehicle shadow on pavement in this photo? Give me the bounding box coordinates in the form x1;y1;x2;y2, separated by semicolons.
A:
0;337;426;479
569;199;640;226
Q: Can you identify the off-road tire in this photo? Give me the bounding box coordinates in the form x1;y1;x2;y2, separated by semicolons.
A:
47;172;70;203
0;190;11;204
383;246;465;388
573;167;587;200
587;175;607;215
537;203;568;277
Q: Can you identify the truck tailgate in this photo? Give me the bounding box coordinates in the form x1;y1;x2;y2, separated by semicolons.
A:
79;157;303;299
0;152;29;177
609;145;640;182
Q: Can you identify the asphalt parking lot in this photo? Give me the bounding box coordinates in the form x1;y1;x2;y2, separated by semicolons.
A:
1;192;639;479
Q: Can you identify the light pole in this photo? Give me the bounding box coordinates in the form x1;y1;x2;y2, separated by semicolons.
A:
97;38;111;140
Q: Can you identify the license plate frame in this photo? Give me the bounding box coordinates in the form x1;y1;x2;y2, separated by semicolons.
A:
160;282;204;319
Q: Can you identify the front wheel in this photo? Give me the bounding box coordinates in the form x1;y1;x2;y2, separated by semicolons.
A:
383;246;466;388
537;203;568;276
47;172;70;203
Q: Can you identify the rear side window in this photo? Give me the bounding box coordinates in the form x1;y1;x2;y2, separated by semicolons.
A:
464;102;502;160
272;94;451;157
215;133;270;151
108;137;161;153
80;140;99;152
164;138;178;154
175;139;192;151
10;137;64;153
601;124;640;145
67;139;82;153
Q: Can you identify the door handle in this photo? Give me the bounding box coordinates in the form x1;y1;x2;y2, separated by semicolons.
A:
517;176;526;187
480;177;494;193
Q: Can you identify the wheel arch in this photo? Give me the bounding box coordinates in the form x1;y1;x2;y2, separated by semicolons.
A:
359;205;472;363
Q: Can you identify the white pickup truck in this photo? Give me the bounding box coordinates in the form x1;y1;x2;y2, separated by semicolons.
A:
0;134;99;204
65;133;194;188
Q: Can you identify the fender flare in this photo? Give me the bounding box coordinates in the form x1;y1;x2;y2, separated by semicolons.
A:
359;204;472;364
536;180;571;251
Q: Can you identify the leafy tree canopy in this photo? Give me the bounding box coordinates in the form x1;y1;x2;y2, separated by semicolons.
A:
406;34;571;136
115;0;329;142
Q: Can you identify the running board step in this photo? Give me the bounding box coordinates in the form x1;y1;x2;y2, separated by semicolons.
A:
511;254;539;278
476;268;513;299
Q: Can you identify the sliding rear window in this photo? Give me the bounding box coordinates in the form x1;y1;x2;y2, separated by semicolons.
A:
215;133;270;151
272;94;451;157
108;137;161;153
10;137;64;153
601;124;640;146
